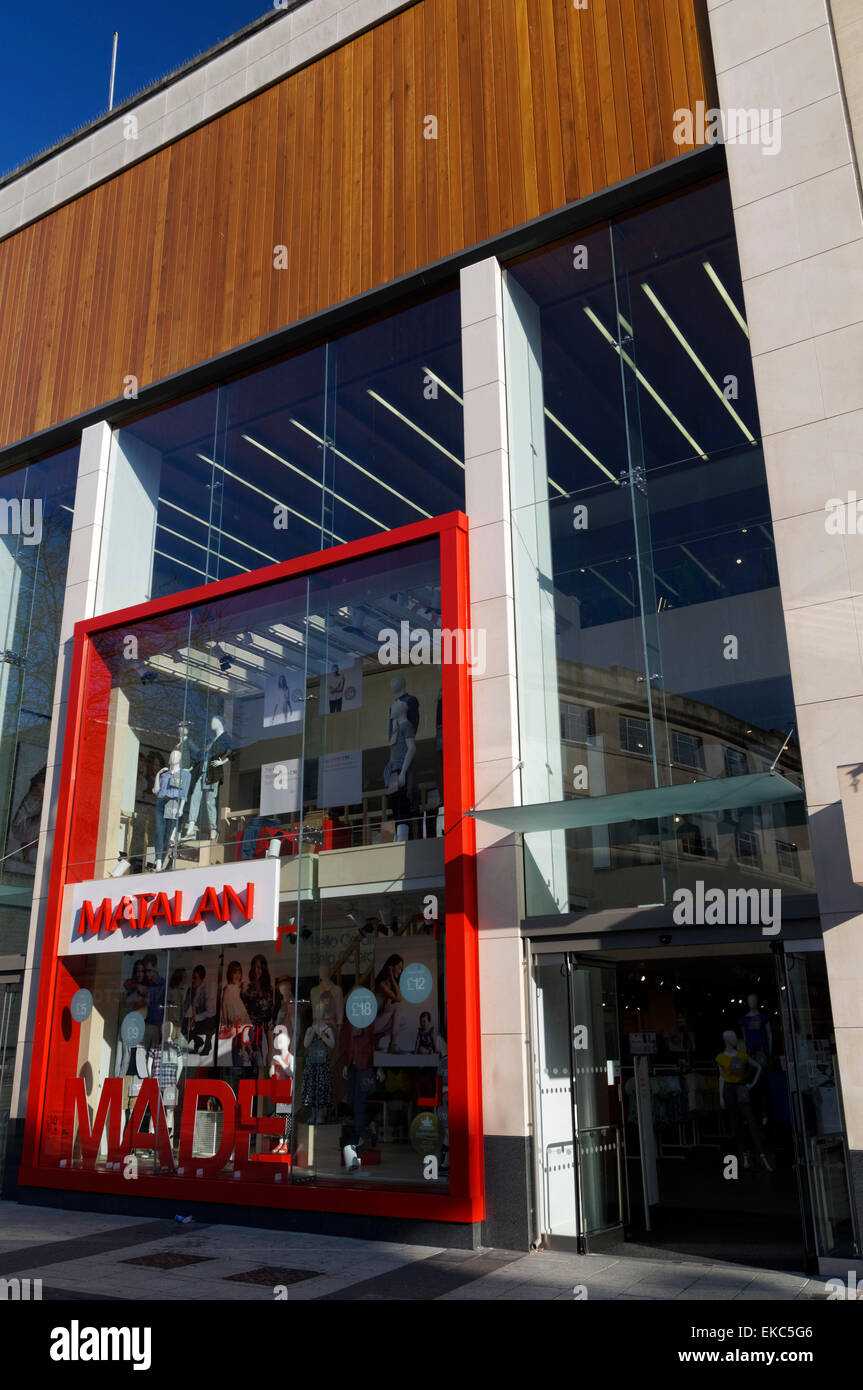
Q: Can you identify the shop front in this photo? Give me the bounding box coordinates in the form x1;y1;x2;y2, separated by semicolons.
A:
19;512;484;1229
528;916;859;1273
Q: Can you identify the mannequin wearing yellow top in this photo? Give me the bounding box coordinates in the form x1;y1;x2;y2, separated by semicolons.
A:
716;1029;772;1171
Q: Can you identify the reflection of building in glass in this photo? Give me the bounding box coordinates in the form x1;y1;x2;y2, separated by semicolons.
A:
556;660;812;913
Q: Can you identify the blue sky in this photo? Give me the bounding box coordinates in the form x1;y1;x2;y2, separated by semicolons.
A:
1;0;271;176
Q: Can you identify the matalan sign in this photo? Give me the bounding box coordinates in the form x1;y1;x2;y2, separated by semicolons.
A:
78;883;253;936
65;860;280;955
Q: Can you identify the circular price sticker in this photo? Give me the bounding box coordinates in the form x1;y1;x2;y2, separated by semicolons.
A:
70;989;93;1023
346;988;378;1027
120;1011;146;1047
409;1111;442;1154
400;962;432;1003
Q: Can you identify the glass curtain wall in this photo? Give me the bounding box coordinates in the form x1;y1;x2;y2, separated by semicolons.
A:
107;288;464;601
505;179;813;916
0;448;75;953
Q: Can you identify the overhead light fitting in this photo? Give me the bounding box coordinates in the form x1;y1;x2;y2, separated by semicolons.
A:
241;434;387;531
366;389;464;469
584;305;707;460
702;261;750;338
544;408;618;487
196;452;345;543
158;496;278;566
641;283;756;444
289;419;431;518
420;366;463;405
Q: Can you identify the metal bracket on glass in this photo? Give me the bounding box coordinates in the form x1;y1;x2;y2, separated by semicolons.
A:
636;673;661;684
2;649;25;668
618;465;646;494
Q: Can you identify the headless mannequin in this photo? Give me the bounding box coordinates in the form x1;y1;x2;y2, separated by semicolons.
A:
717;1028;772;1170
387;676;419;739
310;964;344;1027
147;1021;182;1145
183;715;232;840
385;698;417;843
302;1012;336;1125
740;992;772;1059
153;748;190;871
739;992;772;1126
269;1025;294;1154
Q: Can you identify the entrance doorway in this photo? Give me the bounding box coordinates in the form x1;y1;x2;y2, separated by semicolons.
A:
531;942;857;1270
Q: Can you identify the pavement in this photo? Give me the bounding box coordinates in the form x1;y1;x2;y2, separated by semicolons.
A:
0;1202;857;1301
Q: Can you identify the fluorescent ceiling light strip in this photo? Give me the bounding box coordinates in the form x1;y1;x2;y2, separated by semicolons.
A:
241;434;386;531
588;566;636;608
618;313;634;338
419;366;576;497
149;652;235;695
544;407;619;486
218;640;268;672
584;306;707;460
289;419;431;519
197;452;345;543
654;571;680;598
159;496;278;565
641;283;756;444
269;623;305;646
366;390;465;469
156;522;249;573
154;548;209;580
703;261;749;338
420;366;463;405
679;543;721;588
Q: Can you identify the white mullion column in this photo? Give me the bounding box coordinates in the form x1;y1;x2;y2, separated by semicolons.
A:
461;257;534;1249
11;421;112;1122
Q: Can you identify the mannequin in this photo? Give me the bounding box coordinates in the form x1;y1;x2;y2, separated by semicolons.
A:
383;698;417;843
153;749;191;871
270;1025;294;1155
147;1021;183;1143
302;1015;335;1125
341;1020;384;1167
310;964;344;1027
716;1028;773;1171
387;675;419;740
739;993;772;1062
739;992;773;1126
182;715;234;840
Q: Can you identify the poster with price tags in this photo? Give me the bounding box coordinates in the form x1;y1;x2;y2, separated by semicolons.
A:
373;934;441;1067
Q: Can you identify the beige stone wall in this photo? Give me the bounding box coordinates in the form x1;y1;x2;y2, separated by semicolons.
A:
708;0;863;1158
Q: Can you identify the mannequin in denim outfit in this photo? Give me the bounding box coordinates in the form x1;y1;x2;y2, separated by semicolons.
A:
183;716;233;840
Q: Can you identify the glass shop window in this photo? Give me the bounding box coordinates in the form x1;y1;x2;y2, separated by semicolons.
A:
67;537;445;881
46;890;449;1191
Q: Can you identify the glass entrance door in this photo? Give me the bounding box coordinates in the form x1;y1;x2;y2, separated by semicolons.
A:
533;953;626;1250
775;949;859;1262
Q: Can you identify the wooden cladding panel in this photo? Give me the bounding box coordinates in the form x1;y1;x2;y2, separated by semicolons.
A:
0;0;711;451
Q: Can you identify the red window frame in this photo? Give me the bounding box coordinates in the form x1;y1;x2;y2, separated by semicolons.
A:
20;511;484;1225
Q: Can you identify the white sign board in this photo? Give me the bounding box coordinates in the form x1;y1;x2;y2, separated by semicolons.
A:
260;758;301;816
317;749;362;809
63;858;280;956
